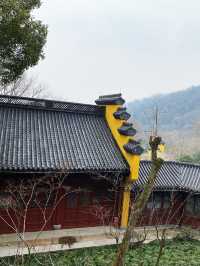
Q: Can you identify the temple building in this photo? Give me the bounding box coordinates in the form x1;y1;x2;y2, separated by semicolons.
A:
0;94;199;235
0;94;142;233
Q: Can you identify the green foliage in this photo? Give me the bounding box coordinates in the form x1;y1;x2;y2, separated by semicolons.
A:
0;0;47;85
177;155;194;163
1;240;200;266
192;152;200;163
177;151;200;164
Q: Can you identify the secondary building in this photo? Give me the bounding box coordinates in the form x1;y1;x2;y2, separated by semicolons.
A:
134;161;200;228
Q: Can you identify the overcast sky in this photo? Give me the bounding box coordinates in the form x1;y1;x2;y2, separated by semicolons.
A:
31;0;200;103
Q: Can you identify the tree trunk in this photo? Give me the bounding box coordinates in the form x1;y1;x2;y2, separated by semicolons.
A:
112;136;164;266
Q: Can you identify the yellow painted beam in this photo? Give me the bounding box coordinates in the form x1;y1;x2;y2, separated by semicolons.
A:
104;103;141;228
121;189;131;228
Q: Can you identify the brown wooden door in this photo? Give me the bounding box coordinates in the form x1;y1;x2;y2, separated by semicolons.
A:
58;189;115;229
60;191;95;228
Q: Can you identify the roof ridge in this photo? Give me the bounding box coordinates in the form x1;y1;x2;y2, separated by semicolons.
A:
0;94;104;115
141;159;200;168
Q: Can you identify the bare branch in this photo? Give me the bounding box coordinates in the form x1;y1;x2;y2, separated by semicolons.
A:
112;136;163;266
0;73;47;98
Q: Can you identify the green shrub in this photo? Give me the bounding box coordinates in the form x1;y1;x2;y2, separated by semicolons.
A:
1;239;200;265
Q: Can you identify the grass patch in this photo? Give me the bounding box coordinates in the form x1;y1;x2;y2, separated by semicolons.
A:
1;239;200;265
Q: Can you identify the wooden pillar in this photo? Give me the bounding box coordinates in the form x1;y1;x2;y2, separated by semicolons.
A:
120;185;131;228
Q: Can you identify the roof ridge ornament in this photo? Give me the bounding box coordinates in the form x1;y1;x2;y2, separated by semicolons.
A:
96;93;144;228
95;93;125;105
124;140;144;155
118;122;137;136
99;93;122;99
96;93;144;181
113;107;131;121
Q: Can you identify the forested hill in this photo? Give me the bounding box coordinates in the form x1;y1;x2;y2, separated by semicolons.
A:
127;86;200;131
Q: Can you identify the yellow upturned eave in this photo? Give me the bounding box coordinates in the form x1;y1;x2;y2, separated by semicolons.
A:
105;105;140;181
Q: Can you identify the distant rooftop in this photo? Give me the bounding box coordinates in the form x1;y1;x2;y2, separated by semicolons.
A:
134;160;200;193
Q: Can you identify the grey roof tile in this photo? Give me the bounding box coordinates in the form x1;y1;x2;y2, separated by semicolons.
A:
134;160;200;193
0;96;129;173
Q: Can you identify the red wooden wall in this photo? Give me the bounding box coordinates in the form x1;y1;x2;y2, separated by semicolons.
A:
0;174;118;234
0;174;199;235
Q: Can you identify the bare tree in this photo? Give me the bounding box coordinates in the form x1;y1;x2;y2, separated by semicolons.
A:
112;136;164;266
0;73;47;98
0;173;82;265
135;190;198;266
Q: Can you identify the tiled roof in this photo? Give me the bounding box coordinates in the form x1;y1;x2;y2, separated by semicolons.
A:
0;95;129;173
180;163;200;192
134;160;200;193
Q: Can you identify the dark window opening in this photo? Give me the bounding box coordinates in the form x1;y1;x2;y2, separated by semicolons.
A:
66;192;78;208
93;190;114;204
146;192;171;210
79;192;91;207
186;195;200;216
163;192;171;208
